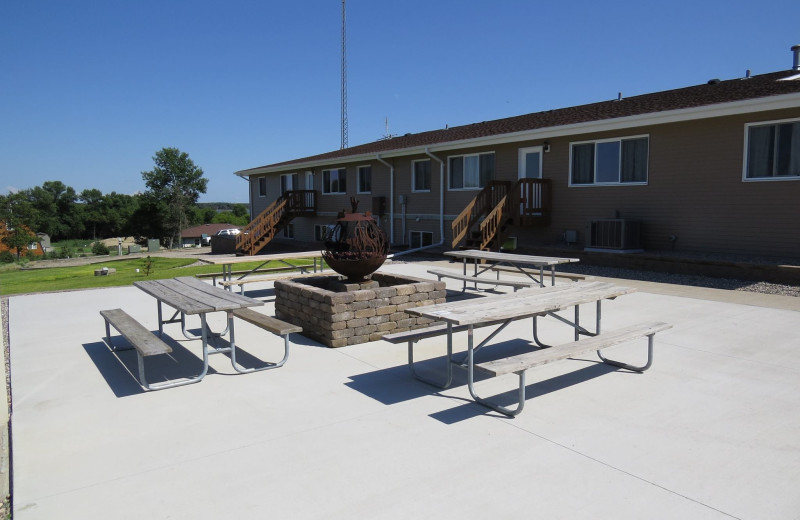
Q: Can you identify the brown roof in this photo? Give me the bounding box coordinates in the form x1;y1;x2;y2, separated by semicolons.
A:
181;223;240;238
240;70;800;173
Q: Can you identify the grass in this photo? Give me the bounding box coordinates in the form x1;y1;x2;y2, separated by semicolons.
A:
0;257;320;296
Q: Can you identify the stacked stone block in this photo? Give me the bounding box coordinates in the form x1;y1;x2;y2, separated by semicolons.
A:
274;273;446;348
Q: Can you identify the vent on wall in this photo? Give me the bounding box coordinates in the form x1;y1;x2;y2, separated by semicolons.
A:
586;219;643;252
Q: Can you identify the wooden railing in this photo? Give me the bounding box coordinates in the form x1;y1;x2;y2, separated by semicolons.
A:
478;193;509;250
511;179;551;226
236;190;316;255
476;179;552;251
450;181;510;247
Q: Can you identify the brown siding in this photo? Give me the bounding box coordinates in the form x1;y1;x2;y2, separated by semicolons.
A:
246;108;800;258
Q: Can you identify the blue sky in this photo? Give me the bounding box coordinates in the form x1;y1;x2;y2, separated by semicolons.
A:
1;0;799;203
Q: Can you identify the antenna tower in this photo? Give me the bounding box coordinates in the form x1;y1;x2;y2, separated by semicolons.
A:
340;0;348;149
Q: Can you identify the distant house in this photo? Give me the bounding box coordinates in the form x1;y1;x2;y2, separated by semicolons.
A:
234;46;800;259
180;223;241;247
0;221;44;258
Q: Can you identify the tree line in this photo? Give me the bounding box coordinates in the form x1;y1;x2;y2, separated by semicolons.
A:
0;148;249;259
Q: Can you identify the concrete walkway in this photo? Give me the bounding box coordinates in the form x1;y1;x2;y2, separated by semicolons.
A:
7;261;800;519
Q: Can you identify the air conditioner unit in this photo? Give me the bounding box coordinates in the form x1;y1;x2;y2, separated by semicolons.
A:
586;219;643;252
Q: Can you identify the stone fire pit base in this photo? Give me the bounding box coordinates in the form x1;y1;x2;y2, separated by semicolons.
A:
274;273;446;347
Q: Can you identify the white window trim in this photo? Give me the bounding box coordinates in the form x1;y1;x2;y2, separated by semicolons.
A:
568;134;649;187
322;167;347;195
283;223;295;239
411;159;431;192
742;117;800;182
357;164;372;194
447;151;495;191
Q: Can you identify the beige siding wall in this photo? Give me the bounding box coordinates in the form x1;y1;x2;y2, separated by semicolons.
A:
247;107;800;257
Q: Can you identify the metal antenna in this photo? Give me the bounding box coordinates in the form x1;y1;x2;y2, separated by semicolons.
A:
340;0;348;149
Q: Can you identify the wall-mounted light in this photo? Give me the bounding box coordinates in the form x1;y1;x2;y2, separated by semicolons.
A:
543;141;550;153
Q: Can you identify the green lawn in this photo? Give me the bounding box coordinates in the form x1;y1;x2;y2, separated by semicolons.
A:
0;257;319;296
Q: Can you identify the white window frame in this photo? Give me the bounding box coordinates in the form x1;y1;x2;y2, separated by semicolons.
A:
409;230;433;249
448;151;495;191
743;117;800;182
569;134;649;187
258;176;267;197
283;223;294;239
322;167;347;194
411;159;431;192
357;165;372;194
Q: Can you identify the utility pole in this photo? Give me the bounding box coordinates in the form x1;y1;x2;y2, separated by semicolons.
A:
340;0;348;149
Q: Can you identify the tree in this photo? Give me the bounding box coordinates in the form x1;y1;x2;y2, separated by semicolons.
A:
0;192;38;260
141;148;207;248
79;188;104;239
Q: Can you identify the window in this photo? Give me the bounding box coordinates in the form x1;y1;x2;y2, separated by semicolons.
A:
283;224;294;239
745;119;800;180
570;136;649;185
449;152;495;189
322;168;347;194
315;224;331;241
281;173;298;194
357;165;372;193
412;160;431;192
258;177;267;197
409;230;433;249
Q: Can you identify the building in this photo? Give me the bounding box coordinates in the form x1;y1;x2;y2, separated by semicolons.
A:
180;223;241;247
0;222;44;258
234;46;800;259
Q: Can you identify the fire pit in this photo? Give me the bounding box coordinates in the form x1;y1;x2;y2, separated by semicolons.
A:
274;198;445;347
321;198;389;283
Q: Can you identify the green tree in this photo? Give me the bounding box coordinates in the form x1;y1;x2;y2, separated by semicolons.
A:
27;181;83;240
141;148;207;248
79;188;104;239
211;211;249;226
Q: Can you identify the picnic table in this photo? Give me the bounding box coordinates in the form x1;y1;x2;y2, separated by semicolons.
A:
200;250;325;287
386;281;670;416
442;250;580;289
104;276;301;390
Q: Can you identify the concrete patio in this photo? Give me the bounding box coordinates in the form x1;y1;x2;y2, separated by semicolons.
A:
6;260;800;519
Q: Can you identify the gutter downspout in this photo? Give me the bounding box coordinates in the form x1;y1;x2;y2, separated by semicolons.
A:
424;148;446;244
388;148;445;258
376;155;394;244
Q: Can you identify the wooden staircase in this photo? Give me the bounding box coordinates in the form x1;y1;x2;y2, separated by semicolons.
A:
236;190;316;255
451;179;551;251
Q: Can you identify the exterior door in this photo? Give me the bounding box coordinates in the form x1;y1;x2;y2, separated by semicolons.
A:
518;146;543;215
305;171;314;190
280;173;297;195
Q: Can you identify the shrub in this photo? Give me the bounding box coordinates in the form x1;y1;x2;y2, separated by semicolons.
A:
92;242;110;255
0;251;14;264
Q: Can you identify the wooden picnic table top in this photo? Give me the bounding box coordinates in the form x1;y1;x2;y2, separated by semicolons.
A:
406;281;635;326
134;276;263;315
444;250;580;266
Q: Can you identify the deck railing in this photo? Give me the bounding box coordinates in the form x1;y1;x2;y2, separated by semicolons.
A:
237;190;316;255
450;181;510;247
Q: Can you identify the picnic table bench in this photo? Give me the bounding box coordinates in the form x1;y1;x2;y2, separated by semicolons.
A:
427;268;538;291
384;281;671;416
100;308;175;391
444;250;580;289
196;264;312;286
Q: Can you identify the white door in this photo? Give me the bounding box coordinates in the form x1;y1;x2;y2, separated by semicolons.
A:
518;146;543;215
305;171;314;190
518;146;542;180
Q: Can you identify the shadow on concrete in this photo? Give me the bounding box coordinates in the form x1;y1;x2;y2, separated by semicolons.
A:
82;334;217;397
346;337;620;423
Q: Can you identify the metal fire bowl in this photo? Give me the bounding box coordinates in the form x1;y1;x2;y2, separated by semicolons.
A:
324;255;386;282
